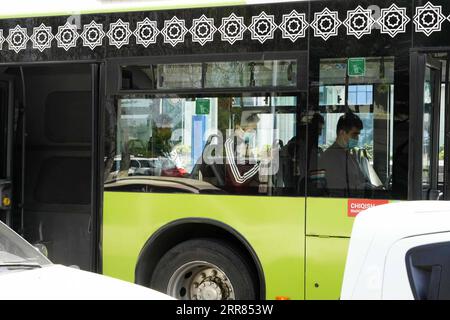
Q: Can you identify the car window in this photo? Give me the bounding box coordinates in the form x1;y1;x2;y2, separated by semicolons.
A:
130;160;140;168
139;160;152;167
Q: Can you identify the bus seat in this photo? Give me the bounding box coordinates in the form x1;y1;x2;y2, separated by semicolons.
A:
190;134;225;187
354;148;383;188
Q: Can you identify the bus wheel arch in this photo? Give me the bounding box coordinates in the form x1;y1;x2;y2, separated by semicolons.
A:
135;218;265;300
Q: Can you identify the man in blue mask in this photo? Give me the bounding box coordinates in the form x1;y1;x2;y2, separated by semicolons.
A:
317;112;369;197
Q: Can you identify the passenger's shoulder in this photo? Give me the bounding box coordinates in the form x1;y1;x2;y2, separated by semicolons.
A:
320;144;345;163
322;143;342;154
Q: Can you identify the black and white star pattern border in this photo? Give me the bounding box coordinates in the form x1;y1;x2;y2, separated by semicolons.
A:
413;2;447;36
218;13;247;44
161;16;188;47
81;20;105;50
0;30;4;50
279;10;308;42
190;15;217;46
344;5;375;39
378;4;411;38
134;17;159;47
248;11;277;44
107;19;132;49
2;3;450;52
310;8;342;41
55;22;79;51
7;25;29;53
31;23;54;52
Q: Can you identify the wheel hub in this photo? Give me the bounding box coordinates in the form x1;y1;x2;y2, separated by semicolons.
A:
196;281;222;300
168;262;235;300
190;267;233;300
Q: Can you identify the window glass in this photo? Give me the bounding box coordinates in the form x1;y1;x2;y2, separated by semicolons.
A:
0;222;51;266
157;63;203;89
105;95;300;196
439;82;446;186
348;85;373;105
121;64;202;90
319;85;345;106
205;60;297;88
308;57;396;199
121;59;297;90
422;67;432;188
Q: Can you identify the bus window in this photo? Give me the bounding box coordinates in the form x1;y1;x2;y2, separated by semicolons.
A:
308;56;396;199
106;94;301;196
121;59;298;90
423;67;433;189
204;60;297;88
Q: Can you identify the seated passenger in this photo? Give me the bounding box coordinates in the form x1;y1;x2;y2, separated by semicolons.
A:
280;113;324;194
317;112;370;197
224;112;261;193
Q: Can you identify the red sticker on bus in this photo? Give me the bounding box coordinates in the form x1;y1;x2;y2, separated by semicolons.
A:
347;199;389;217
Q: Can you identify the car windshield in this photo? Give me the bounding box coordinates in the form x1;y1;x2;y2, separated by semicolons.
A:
0;221;51;270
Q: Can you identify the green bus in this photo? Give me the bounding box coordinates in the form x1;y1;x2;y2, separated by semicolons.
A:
0;0;449;300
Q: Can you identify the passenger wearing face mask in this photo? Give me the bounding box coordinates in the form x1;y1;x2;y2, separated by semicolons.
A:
224;112;261;193
317;112;370;197
233;113;259;162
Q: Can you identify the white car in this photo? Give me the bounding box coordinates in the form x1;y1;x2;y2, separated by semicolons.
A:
341;201;450;300
0;220;174;300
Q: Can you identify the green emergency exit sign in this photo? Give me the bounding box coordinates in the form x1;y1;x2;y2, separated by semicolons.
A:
196;99;210;115
348;58;366;77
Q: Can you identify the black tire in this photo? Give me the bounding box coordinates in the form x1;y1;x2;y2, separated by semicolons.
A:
150;238;258;300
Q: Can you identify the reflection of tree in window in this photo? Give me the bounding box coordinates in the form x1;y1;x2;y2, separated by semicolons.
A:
148;113;173;157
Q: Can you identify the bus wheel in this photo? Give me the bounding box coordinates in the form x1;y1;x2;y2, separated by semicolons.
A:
150;238;257;300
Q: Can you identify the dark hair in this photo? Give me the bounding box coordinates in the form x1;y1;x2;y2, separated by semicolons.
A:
336;112;363;135
311;113;325;126
246;113;260;124
234;112;260;127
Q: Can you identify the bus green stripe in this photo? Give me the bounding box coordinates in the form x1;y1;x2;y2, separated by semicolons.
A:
0;1;247;19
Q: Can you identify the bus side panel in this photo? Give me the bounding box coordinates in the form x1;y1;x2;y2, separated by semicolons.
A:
102;192;305;300
307;198;355;237
305;236;350;300
305;198;393;299
307;198;391;237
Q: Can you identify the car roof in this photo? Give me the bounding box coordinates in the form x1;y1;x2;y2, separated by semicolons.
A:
104;176;224;193
354;201;450;242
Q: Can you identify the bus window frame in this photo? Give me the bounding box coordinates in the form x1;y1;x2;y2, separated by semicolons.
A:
409;50;443;200
105;51;308;96
108;89;307;197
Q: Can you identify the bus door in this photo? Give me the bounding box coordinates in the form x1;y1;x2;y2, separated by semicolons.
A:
0;77;13;225
409;53;443;200
306;55;400;299
18;64;101;272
